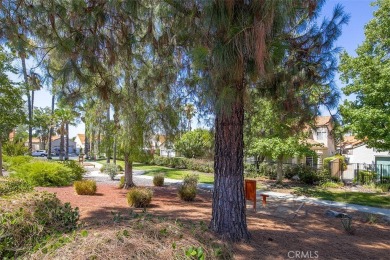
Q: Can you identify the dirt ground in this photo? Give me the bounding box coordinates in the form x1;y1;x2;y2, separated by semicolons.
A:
37;184;390;260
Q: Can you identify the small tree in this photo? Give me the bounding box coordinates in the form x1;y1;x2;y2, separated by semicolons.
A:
0;47;26;174
175;129;213;159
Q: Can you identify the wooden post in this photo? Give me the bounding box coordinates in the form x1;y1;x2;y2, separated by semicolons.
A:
244;179;257;211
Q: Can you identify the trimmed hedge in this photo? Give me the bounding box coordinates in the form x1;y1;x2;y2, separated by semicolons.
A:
152;156;213;173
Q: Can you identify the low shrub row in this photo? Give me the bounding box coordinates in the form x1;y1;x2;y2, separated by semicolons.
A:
0;191;79;258
152;156;213;173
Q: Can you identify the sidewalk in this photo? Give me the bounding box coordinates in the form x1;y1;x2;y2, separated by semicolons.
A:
83;162;389;217
257;190;390;217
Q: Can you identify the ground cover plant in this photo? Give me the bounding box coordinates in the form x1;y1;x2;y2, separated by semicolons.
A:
0;191;79;258
0;176;32;196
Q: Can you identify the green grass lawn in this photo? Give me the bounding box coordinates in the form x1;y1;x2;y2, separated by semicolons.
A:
96;160;214;184
294;187;390;209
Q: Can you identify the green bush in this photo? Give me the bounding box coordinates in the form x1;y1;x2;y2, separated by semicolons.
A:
2;155;32;171
376;183;390;192
151;156;213;173
0;177;32;196
73;180;97;195
2;141;28;156
178;174;199;201
298;166;320;184
127;187;153;208
320;181;344;189
323;154;347;171
100;163;120;180
119;176;125;188
178;185;197;201
153;173;164;186
0;191;79;258
58;160;85;181
358;170;377;184
183;173;199;187
175;129;213;159
10;161;76;187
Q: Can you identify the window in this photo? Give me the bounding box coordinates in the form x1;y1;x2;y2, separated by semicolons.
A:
316;128;327;140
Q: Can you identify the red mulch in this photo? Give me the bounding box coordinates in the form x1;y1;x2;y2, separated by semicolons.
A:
36;185;390;260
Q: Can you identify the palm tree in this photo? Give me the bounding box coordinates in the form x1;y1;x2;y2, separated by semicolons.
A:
54;107;77;161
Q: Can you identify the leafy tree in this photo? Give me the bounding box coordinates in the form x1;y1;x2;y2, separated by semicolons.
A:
339;0;390;150
175;129;213;159
0;47;25;174
32;107;53;150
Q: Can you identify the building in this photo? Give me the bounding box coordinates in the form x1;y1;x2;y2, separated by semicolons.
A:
75;133;86;151
50;137;77;155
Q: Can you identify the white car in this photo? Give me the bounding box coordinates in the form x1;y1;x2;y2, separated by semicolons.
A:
31;150;47;157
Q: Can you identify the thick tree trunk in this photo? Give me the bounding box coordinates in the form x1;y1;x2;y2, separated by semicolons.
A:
123;153;135;189
47;95;55;159
59;125;65;161
210;84;250;241
21;55;32;153
276;158;284;183
65;123;69;160
0;139;3;176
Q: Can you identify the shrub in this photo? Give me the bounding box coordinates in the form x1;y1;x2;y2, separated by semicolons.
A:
0;191;79;258
151;156;213;173
178;185;197;201
127;187;153;208
58;160;85;181
100;163;120;180
358;170;377;184
376;183;390;192
183;174;199;187
178;174;199;201
119;176;125;188
298;166;320;184
10;161;76;187
0;177;32;196
320;181;344;189
175;129;213;159
2;141;28;156
153;173;164;186
2;155;32;171
74;180;97;195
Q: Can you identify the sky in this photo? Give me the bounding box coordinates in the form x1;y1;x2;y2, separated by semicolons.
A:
16;0;376;138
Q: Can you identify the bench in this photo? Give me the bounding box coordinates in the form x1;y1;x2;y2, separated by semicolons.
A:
82;162;95;168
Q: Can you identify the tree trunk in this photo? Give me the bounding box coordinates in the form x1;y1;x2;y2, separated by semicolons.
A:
90;129;95;160
97;130;101;159
47;95;55;159
113;136;117;165
276;158;284;183
210;84;250;241
65;123;69;160
106;107;111;164
123;153;135;189
59;125;65;161
21;55;32;153
0;139;3;176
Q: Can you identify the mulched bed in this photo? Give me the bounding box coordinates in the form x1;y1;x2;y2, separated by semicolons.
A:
36;184;390;260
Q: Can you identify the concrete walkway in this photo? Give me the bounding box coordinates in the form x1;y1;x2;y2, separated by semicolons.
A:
257;190;390;217
83;162;389;217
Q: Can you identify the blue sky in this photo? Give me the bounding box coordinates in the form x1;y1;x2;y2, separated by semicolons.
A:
22;0;376;137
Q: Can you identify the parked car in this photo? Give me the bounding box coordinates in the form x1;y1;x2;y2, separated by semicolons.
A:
31;150;47;157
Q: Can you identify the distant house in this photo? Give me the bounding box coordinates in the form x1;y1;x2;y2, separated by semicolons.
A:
292;116;337;167
75;133;85;151
50;137;77;155
339;135;390;165
149;135;175;157
24;138;41;151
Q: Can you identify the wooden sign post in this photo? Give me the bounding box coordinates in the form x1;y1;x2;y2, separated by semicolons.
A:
244;179;257;211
